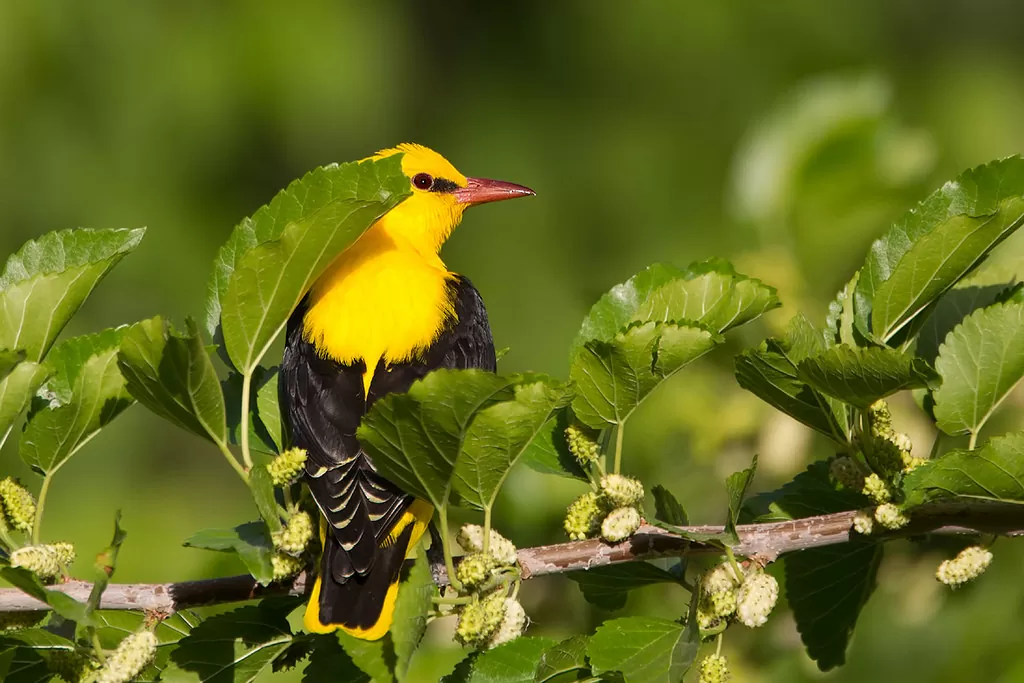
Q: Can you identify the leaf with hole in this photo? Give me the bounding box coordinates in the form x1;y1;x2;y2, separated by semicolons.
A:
0;227;144;362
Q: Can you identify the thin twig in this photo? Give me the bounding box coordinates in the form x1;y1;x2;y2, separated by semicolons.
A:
1;502;1021;613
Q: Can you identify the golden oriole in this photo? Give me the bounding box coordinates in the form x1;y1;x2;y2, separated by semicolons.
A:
280;144;534;640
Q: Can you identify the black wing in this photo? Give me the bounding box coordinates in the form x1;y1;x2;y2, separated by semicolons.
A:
281;275;496;579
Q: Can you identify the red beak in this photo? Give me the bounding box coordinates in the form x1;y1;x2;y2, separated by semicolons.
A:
454;177;536;205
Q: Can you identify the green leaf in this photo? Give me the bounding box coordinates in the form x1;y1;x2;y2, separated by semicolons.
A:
94;610;197;681
0;567;93;626
358;370;516;509
785;540;882;671
534;635;590;683
0;227;145;362
337;632;393;683
0;628;76;683
162;604;293;683
797;344;937;409
255;368;282;452
826;271;861;347
933;300;1024;436
566;563;680;611
183;522;275;585
588;616;697;683
856;156;1024;342
20;335;133;475
118;317;227;446
902;432;1024;507
573;260;778;357
36;327;125;405
0;350;24;383
85;512;127;619
217;157;410;373
570;321;720;429
519;411;590;482
446;637;557;683
742;461;867;523
302;635;370;683
0;362;50;439
725;455;758;544
222;369;278;456
454;377;573;510
391;546;435;682
916;283;1020;365
248;465;281;533
651;485;688;526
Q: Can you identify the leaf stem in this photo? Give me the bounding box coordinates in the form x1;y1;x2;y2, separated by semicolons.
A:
32;473;54;544
968;431;979;451
216;440;249;483
90;629;107;663
482;506;492;557
0;522;16;551
431;594;474;606
239;371;255;471
724;546;744;583
613;422;625;475
716;632;723;656
437;506;463;592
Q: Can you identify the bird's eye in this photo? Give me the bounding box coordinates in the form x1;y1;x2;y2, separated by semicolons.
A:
412;173;434;190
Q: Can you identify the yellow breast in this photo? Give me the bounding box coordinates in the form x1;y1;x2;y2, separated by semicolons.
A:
302;225;456;392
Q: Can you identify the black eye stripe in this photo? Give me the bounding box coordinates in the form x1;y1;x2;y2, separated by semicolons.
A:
430;178;459;193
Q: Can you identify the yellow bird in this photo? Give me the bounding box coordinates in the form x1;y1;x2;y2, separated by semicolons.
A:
280;144;534;639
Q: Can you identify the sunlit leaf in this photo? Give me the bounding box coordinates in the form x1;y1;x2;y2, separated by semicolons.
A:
916;283;1020;365
391;546;434;682
725;454;757;543
183;523;275;585
519;411;590;482
651;485;688;526
588;617;697;683
443;637;557;683
534;635;591;683
0;363;50;439
0;567;93;626
255;368;282;452
797;344;937;409
902;432;1024;507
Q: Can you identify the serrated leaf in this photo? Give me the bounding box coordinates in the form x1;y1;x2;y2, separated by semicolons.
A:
735;342;848;443
20;339;133;475
183;522;275;585
39;328;124;405
391;546;434;682
742;461;867;523
0;227;145;362
534;635;590;683
566;563;679;611
588;617;697;683
118;316;227;446
302;635;370;683
786;540;882;671
651;485;688;526
933;301;1024;436
570;322;720;430
337;632;393;683
358;370;516;509
797;344;937;409
218;157;410;373
446;637;557;683
902;432;1024;507
162;604;293;683
454;377;573;510
725;455;757;544
0;628;76;683
916;283;1020;365
519;411;590;482
573;260;778;358
255;368;282;452
856;156;1024;342
0;567;93;626
826;272;861;348
0;362;50;439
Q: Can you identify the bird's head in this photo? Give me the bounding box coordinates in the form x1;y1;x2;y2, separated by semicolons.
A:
370;143;534;254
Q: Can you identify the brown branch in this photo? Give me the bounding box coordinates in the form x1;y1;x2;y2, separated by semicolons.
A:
2;502;1022;613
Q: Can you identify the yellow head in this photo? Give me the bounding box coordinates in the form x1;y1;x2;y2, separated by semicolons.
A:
370;143;534;255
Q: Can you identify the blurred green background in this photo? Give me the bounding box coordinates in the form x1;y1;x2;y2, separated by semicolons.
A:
3;1;1024;680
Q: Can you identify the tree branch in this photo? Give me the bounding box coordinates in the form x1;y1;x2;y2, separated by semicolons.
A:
2;502;1021;613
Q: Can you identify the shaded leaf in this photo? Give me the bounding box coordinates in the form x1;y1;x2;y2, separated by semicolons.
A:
337;632;393;683
798;345;937;409
0;227;145;362
358;370;516;509
222;369;278;456
519;411;590;482
742;461;867;523
916;283;1020;365
248;465;281;533
162;604;293;683
651;485;688;526
902;432;1024;507
0;350;24;384
725;455;758;543
118;317;227;446
588;617;697;683
445;637;557;683
219;157;410;373
0;628;76;683
933;300;1024;436
183;523;275;585
856;156;1024;342
785;540;882;671
0;567;93;626
302;635;370;683
21;336;133;475
570;322;720;429
391;546;434;682
255;368;282;452
0;362;50;439
566;563;679;611
534;635;590;683
454;377;574;510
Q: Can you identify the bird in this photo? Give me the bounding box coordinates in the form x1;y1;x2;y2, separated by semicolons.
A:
280;143;534;640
